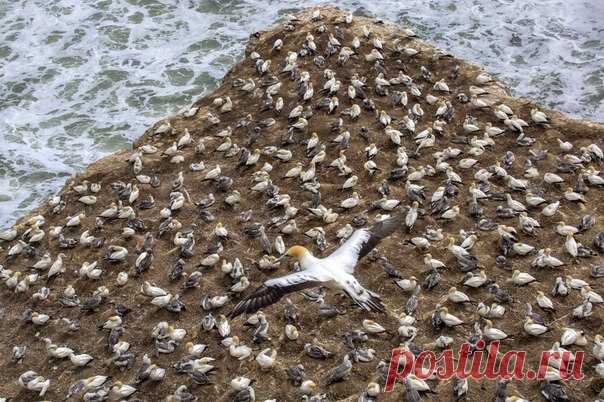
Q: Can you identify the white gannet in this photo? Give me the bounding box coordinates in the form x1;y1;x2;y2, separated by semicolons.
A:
439;306;464;327
229;215;402;317
483;319;508;340
531;108;548;124
524;317;548;336
362;319;386;333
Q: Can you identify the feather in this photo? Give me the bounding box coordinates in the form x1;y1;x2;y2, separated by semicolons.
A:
229;271;322;317
327;214;402;273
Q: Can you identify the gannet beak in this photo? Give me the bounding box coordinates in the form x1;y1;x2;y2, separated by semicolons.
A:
276;254;288;262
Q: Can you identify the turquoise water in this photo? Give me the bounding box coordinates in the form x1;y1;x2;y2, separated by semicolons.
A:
0;0;603;226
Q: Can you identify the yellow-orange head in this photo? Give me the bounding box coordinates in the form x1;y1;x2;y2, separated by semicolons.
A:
286;245;308;259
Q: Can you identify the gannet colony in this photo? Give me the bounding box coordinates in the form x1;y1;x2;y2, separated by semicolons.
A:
1;6;604;402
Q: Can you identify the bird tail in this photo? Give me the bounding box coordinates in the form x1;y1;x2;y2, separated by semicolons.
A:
365;294;386;313
351;288;385;313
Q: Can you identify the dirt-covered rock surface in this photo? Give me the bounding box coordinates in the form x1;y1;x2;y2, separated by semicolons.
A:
1;5;604;402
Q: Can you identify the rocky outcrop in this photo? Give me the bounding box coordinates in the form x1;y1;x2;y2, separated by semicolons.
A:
1;6;603;401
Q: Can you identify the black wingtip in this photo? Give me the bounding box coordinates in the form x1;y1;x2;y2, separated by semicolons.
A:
227;284;283;319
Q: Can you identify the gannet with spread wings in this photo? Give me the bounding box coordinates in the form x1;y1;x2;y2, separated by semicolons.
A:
229;215;402;317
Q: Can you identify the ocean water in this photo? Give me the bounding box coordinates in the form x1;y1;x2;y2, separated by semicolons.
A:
0;0;603;227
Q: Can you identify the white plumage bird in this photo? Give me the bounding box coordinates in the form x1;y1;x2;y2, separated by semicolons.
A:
229;215;402;317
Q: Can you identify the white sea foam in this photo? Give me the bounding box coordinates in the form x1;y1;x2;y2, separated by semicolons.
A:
0;0;602;226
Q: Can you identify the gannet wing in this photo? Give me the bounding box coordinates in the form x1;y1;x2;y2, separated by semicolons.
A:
327;215;401;274
229;271;325;318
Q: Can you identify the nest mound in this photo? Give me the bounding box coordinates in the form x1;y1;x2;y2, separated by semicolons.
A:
1;5;604;402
